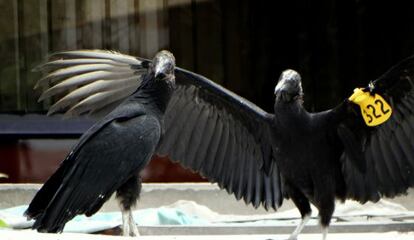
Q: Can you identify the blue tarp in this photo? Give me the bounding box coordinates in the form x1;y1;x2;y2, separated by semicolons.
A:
0;205;208;233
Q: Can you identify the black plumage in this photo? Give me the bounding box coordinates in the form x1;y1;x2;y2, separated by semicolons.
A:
31;50;414;240
25;50;176;236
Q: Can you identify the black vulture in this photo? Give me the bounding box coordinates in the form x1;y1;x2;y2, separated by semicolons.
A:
30;50;414;240
25;50;176;236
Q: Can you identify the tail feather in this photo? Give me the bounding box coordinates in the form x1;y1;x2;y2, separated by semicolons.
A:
26;155;115;232
25;153;81;232
32;184;78;233
24;158;73;220
31;177;116;232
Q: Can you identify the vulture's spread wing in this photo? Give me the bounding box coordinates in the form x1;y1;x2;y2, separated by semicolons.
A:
35;50;283;210
338;55;414;203
158;68;282;210
35;50;146;117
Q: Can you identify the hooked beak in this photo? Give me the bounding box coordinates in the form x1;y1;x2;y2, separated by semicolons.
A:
152;50;175;82
155;66;167;80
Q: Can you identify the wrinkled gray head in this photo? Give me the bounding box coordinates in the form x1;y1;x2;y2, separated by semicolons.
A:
274;69;304;103
152;50;176;82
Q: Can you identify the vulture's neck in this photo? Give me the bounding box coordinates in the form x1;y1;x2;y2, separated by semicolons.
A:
274;100;310;132
131;76;174;115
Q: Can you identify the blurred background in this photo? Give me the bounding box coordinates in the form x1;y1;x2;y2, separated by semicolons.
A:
0;0;414;183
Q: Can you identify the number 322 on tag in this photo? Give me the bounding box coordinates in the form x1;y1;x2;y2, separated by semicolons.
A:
349;88;392;127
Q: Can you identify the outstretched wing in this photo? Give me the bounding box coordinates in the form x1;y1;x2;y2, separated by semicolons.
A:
35;50;146;117
157;68;282;210
338;55;414;203
35;50;283;211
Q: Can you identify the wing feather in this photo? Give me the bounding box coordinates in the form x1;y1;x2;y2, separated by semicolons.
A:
193;108;217;171
185;105;210;168
223;118;237;193
167;94;200;164
34;50;144;117
340;55;414;202
253;165;263;208
202;111;224;177
36;64;133;88
234;136;246;200
211;115;230;183
39;72;137;101
65;89;135;117
51;50;142;65
160;90;190;154
47;77;138;114
229;120;243;197
35;58;125;71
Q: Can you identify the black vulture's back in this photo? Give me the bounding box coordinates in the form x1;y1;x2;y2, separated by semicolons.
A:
25;100;162;233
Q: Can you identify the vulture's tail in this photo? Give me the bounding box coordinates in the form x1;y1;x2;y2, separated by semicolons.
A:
24;156;75;232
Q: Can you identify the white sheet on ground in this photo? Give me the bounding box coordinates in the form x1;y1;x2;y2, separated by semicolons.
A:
0;199;413;233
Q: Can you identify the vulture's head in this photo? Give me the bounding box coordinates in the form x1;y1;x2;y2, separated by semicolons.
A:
150;50;176;85
274;69;304;104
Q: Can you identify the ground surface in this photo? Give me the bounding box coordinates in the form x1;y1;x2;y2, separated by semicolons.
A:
1;230;414;240
1;184;414;238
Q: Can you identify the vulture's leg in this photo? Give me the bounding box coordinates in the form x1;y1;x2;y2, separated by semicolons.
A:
317;201;334;240
116;175;142;237
322;227;328;240
286;184;312;240
314;188;335;240
289;214;311;240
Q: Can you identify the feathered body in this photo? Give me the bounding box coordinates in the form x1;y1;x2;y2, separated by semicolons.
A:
272;98;347;228
25;51;175;235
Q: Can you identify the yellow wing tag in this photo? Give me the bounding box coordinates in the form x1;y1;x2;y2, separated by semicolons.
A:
348;88;392;127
